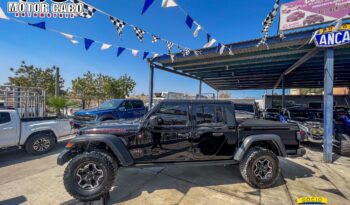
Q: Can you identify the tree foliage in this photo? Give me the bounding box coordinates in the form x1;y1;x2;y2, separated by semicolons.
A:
71;71;136;107
8;61;65;96
219;91;231;99
47;96;77;116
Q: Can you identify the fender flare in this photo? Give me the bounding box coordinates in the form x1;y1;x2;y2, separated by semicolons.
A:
57;134;134;166
234;134;287;161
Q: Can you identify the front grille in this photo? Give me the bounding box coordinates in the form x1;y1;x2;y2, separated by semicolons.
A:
74;114;96;122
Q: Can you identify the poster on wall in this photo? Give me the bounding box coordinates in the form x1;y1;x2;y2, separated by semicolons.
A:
279;0;350;31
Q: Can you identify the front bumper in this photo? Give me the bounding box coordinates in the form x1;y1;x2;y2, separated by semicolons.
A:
288;147;306;157
57;148;73;165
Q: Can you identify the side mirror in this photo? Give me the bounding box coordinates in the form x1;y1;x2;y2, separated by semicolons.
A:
118;107;126;112
149;116;163;126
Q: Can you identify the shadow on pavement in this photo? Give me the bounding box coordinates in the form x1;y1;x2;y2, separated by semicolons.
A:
0;140;69;168
0;195;27;205
60;158;315;205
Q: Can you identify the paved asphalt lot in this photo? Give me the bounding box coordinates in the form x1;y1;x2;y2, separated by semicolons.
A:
0;141;350;205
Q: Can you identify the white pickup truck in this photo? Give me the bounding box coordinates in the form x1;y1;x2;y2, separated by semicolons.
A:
0;109;73;155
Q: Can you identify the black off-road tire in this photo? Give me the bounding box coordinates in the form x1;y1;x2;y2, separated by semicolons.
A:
333;134;350;156
63;151;117;201
25;132;56;155
239;147;280;189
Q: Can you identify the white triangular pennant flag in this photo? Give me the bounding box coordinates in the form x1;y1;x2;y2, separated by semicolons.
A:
0;7;9;20
309;30;320;44
203;38;217;48
131;49;139;57
162;0;177;8
60;32;79;44
152;53;159;59
170;54;175;63
71;40;79;44
218;44;225;55
60;32;74;40
228;48;234;56
101;43;112;50
334;18;343;31
193;24;201;38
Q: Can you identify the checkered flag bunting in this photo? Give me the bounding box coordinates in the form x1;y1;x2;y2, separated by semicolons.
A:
167;41;174;54
151;35;160;43
133;27;145;42
257;0;280;48
185;48;191;56
71;0;96;19
110;16;126;39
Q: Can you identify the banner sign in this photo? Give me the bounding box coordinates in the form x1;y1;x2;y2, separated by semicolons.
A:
279;0;350;31
315;29;350;47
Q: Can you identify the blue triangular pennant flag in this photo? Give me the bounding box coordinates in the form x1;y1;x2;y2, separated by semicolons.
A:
84;38;94;50
117;47;126;57
28;21;46;30
143;52;149;60
185;15;194;29
206;33;211;43
141;0;155;15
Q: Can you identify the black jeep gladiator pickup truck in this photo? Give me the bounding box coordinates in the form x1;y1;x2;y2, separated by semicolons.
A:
58;100;305;201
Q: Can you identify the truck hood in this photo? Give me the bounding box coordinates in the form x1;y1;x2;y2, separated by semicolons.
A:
79;119;141;135
238;119;299;131
74;108;115;115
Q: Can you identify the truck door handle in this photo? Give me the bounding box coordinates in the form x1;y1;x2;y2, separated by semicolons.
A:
3;127;14;130
213;132;224;137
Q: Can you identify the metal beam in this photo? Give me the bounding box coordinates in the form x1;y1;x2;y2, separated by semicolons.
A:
152;63;200;81
323;48;334;163
199;80;202;98
148;64;154;110
282;75;286;109
274;47;320;89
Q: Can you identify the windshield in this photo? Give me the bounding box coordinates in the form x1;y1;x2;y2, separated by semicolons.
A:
99;99;123;110
235;104;254;113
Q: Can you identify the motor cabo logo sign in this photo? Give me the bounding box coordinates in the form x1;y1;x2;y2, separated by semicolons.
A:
7;0;83;18
314;24;350;47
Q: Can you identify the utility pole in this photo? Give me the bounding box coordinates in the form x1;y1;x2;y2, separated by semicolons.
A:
55;67;60;97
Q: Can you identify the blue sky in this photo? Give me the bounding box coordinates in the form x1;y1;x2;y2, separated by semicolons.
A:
0;0;290;99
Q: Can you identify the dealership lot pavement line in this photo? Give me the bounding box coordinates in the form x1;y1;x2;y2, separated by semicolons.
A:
279;172;296;205
159;171;259;204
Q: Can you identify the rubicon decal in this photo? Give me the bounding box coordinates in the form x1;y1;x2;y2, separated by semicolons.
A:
7;0;83;18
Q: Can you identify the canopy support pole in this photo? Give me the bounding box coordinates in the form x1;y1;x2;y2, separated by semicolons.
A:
282;75;286;109
323;48;334;163
198;79;202;99
148;64;155;110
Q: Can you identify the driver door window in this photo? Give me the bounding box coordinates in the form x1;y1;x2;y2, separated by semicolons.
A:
156;104;189;126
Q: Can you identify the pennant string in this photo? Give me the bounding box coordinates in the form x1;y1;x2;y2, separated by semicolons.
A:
162;1;232;54
4;17;161;57
72;0;189;50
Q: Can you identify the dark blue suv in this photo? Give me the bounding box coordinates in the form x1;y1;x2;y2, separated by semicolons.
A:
73;99;146;128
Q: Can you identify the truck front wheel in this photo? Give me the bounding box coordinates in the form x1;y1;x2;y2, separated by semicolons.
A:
239;147;280;189
63;151;117;201
25;132;56;155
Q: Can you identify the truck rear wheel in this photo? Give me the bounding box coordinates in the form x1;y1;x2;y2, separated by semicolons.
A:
239;147;280;189
63;151;117;201
25;132;56;155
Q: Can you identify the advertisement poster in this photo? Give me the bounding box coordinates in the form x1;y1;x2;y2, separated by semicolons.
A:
279;0;350;31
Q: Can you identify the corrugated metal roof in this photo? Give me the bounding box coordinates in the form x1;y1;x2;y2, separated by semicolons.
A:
151;30;350;90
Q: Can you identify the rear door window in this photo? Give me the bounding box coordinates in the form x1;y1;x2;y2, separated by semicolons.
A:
194;104;226;125
0;112;11;124
131;101;144;109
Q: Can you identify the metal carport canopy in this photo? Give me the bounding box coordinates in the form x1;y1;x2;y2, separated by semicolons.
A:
150;30;350;91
